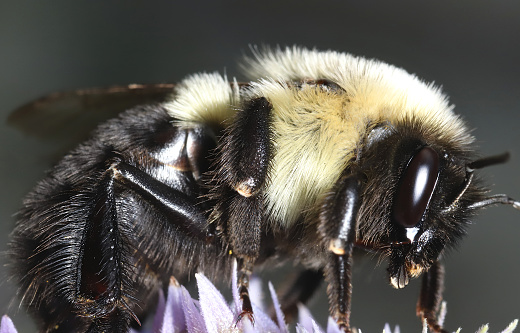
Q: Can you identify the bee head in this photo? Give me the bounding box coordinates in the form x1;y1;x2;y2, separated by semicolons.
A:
355;121;487;289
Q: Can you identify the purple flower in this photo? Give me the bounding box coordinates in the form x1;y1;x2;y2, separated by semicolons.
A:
137;261;339;333
2;262;518;332
137;261;519;333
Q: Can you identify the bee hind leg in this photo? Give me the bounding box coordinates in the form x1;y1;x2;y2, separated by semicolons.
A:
62;158;210;332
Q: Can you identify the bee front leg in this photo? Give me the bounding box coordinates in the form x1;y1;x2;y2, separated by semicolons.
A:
417;261;447;333
325;253;354;332
319;173;364;332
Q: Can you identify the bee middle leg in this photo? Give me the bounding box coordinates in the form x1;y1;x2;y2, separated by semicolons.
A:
211;96;273;324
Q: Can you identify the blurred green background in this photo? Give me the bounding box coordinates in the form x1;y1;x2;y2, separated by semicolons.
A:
1;1;519;332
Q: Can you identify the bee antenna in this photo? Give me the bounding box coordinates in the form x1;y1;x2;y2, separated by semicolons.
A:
463;152;520;211
446;152;516;212
467;194;520;211
467;152;510;171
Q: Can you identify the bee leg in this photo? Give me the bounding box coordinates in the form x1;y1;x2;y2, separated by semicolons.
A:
77;158;210;332
416;261;448;333
112;160;209;241
319;173;364;332
236;259;255;325
212;97;273;325
65;166;138;333
211;96;273;254
221;191;263;326
270;269;323;323
219;96;272;199
226;196;261;326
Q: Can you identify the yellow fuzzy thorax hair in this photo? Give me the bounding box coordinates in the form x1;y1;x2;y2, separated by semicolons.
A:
165;47;472;229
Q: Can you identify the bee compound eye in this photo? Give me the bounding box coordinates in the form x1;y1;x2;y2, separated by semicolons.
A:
393;146;440;228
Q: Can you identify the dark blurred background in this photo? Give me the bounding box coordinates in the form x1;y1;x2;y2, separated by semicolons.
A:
1;1;519;332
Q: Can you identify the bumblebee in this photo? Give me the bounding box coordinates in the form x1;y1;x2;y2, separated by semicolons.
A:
9;47;519;332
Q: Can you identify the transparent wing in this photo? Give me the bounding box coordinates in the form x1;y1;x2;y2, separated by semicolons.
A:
8;83;177;144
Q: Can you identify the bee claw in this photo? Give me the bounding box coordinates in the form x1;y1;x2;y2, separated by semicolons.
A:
235;310;255;327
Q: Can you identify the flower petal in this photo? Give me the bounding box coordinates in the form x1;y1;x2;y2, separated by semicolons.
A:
297;304;316;333
249;302;280;332
326;317;342;333
268;282;287;333
152;289;166;331
296;323;309;333
500;319;519;333
231;261;241;315
242;320;255;333
0;316;17;333
313;320;325;333
249;276;264;311
476;324;489;333
181;284;206;333
196;273;235;333
160;278;187;333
